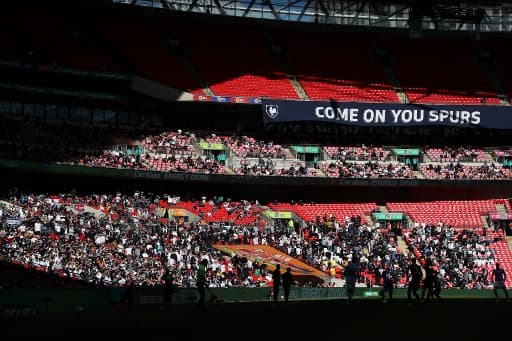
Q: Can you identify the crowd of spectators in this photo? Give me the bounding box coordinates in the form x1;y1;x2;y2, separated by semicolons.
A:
0;118;140;164
146;154;225;174
0;191;406;289
140;129;197;156
3;118;512;180
424;147;491;163
1;191;510;290
73;148;148;170
233;158;315;177
422;162;512;180
226;135;287;159
403;223;506;289
323;145;389;162
320;160;414;178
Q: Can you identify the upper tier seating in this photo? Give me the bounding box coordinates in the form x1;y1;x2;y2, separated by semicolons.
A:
323;145;390;161
481;37;512;103
424;147;492;163
269;202;377;225
381;36;501;104
4;8;512;106
421;163;512;180
175;24;298;98
276;31;399;102
97;17;201;92
387;199;503;228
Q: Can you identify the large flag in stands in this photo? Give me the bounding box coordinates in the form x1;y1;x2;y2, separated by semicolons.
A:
214;244;328;285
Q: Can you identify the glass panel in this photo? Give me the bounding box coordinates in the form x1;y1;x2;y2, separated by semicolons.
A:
33;104;45;118
105;109;116;124
57;105;69;121
46;104;57;120
23;103;34;117
70;107;81;121
11;102;22;116
0;100;10;114
93;108;105;124
79;107;91;123
118;111;137;126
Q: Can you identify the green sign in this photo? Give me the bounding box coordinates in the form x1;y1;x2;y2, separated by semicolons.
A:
264;211;293;219
292;146;319;154
198;142;225;150
373;212;403;221
392;148;419;156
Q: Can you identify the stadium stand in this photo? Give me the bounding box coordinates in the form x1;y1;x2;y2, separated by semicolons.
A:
1;1;512;317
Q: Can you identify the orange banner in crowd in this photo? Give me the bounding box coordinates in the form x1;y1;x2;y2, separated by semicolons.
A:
214;244;328;281
170;208;185;217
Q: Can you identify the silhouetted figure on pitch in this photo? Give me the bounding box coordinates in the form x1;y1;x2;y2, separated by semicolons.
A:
421;259;435;301
422;259;442;302
379;265;394;303
344;256;359;304
272;264;282;303
407;258;423;305
491;262;510;303
196;259;208;312
163;268;174;306
282;267;294;303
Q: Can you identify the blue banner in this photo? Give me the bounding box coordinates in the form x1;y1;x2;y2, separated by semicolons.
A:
261;99;512;129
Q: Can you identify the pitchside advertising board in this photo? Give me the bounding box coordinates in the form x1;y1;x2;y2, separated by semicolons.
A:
261;99;512;129
193;94;261;104
133;286;348;304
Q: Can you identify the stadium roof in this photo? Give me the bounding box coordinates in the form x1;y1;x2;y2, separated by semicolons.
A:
6;0;512;33
112;0;512;33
